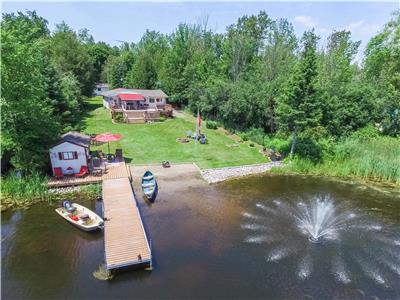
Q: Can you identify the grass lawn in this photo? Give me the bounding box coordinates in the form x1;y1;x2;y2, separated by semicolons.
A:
82;97;267;169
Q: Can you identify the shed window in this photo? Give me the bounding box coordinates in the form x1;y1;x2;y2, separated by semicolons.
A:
156;98;160;102
60;151;78;160
149;98;155;103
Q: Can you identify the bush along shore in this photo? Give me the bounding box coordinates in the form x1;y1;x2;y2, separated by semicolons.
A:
238;126;400;187
1;172;101;211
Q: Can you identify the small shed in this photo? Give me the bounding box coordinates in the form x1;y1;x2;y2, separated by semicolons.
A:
93;83;109;96
49;132;90;176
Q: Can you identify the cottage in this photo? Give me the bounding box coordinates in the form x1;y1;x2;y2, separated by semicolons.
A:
93;83;109;96
49;132;90;176
101;88;173;123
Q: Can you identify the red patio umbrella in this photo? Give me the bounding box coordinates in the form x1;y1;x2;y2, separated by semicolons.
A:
94;133;122;154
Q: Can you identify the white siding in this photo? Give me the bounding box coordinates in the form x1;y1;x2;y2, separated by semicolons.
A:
49;142;88;175
94;86;109;96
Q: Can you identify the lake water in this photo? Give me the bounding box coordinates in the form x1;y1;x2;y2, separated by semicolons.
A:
2;175;400;299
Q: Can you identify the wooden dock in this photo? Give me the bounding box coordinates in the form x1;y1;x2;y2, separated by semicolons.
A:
102;176;152;270
48;162;130;187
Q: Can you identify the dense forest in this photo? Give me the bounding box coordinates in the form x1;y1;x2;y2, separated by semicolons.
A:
1;10;399;183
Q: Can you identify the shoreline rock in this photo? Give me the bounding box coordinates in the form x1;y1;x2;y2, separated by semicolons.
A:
201;161;283;184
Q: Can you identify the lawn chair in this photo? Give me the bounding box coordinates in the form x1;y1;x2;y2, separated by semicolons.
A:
53;167;63;179
74;165;88;178
115;149;123;162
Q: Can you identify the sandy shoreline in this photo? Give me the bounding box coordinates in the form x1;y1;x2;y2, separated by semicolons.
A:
130;161;282;187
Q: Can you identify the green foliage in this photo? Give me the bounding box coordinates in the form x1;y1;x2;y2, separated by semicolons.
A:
51;22;95;97
364;11;400;137
277;30;321;134
125;30;166;89
113;112;124;123
1;11;60;171
264;136;291;154
1;172;101;209
87;41;115;83
240;128;265;145
102;48;134;89
1;172;48;204
206;120;218;129
350;124;380;140
278;135;400;185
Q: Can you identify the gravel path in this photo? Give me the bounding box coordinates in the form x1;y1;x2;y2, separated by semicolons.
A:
201;161;283;183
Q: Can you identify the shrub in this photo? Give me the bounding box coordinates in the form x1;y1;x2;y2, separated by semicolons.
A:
264;136;291;155
1;172;101;210
249;143;255;147
114;112;124;123
206;120;218;129
295;135;323;162
351;124;380;140
1;172;48;206
245;128;265;145
278;136;400;185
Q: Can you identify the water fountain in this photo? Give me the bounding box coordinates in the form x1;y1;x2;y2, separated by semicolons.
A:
241;195;400;288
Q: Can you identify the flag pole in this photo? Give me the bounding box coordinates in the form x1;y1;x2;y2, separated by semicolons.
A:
196;107;199;136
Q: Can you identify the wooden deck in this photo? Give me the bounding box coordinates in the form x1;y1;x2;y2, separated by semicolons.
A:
102;176;152;270
47;162;130;187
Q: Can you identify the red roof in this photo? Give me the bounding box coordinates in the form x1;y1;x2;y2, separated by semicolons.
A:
118;93;145;101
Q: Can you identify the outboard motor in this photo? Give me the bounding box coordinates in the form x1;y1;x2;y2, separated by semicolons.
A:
62;200;76;213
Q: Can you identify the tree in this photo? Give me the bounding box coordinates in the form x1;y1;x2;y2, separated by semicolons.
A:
1;11;60;171
159;24;199;105
125;30;166;89
51;22;95;97
364;11;400;136
260;19;298;133
317;30;374;137
277;30;321;156
222;11;271;82
87;41;115;83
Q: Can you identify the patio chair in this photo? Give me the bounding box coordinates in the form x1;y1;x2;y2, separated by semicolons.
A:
92;157;101;168
53;167;63;179
115;149;123;162
91;158;105;176
74;165;88;178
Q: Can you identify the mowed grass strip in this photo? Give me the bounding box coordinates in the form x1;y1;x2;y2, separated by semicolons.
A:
83;97;267;169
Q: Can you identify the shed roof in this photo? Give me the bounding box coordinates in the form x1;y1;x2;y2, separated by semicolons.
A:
102;88;168;98
52;131;91;149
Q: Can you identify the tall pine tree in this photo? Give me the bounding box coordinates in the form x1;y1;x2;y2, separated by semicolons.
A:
277;30;321;155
